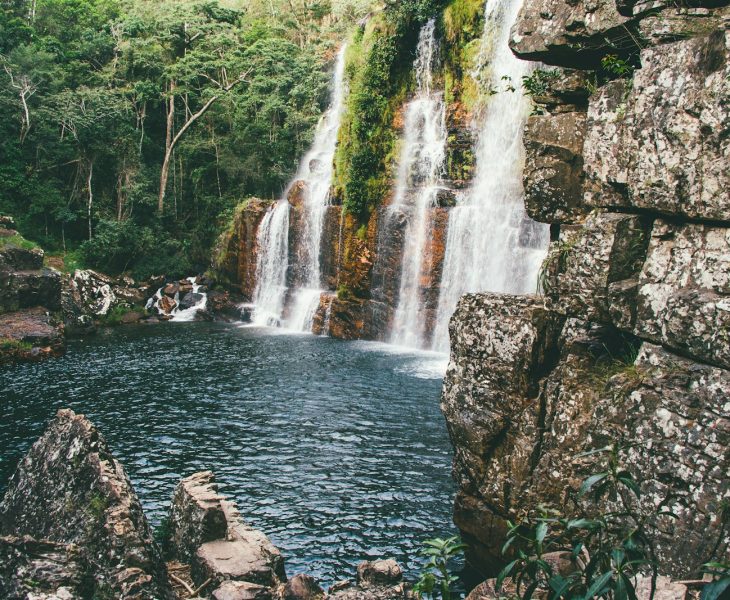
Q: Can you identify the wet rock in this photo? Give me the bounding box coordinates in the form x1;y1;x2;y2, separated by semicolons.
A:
180;292;205;310
214;581;273;600
120;310;146;324
0;535;85;600
635;220;730;368
170;471;228;563
583;31;730;222
280;574;324;600
158;295;177;314
163;282;179;296
356;560;402;588
212;198;275;300
0;409;173;599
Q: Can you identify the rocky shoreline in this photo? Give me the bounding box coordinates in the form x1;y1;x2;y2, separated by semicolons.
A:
0;410;412;600
0;216;248;365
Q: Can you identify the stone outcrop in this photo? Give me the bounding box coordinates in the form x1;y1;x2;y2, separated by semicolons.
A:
0;223;65;363
443;0;730;585
168;470;286;595
328;560;408;600
0;409;173;599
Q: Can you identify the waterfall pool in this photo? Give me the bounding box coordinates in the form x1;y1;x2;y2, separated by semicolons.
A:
0;322;454;585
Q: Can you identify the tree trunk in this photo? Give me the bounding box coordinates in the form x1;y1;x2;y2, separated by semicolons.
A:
158;82;176;213
87;161;94;240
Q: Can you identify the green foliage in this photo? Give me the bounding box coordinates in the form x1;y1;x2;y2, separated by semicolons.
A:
701;562;730;600
497;443;678;600
336;283;351;300
0;233;38;250
413;536;467;600
601;54;633;78
153;516;173;558
337;0;439;220
0;0;367;276
88;493;108;520
97;304;145;326
0;337;33;352
522;69;561;98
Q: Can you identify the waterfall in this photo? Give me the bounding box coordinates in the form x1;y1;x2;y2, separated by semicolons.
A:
430;0;549;352
252;45;348;329
389;18;447;349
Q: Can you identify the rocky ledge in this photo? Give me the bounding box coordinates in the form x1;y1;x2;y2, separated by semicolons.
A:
0;217;64;364
0;410;412;600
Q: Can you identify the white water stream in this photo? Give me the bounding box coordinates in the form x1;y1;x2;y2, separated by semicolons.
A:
430;0;549;352
389;19;448;349
252;45;348;330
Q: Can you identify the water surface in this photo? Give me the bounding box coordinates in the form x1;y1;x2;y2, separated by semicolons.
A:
0;322;454;585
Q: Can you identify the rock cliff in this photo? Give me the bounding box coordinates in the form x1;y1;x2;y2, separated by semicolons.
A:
441;0;730;581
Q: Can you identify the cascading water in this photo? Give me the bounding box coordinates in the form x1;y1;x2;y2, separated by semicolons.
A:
252;45;348;330
389;18;447;349
430;0;549;352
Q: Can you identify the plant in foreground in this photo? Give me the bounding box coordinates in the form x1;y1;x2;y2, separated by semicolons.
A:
497;442;679;599
701;562;730;600
414;536;468;600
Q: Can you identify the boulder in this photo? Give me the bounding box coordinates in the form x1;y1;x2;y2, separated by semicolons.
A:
635;220;730;368
583;31;730;222
280;574;324;600
442;293;563;571
158;295;177;314
214;581;273;600
170;471;286;590
0;268;62;313
509;0;632;68
0;535;86;600
180;292;205;310
356;560;402;588
170;471;228;562
0;409;173;599
0;243;44;271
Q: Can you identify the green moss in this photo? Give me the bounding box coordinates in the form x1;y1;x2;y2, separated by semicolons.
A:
442;0;483;111
88;493;108;521
0;233;38;251
0;338;33;352
97;305;145;327
355;224;368;241
335;0;440;222
336;283;352;300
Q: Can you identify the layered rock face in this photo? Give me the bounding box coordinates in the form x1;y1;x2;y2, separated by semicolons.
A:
213;198;275;300
0;218;64;362
442;0;730;581
0;409;173;599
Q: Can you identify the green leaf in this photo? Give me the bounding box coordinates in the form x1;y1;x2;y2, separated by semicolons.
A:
702;578;730;600
575;446;612;458
579;473;609;497
585;571;614;599
567;518;603;531
497;560;519;591
617;473;641;498
536;522;548;546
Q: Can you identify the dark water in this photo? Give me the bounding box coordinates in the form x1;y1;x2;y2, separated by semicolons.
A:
0;322;454;585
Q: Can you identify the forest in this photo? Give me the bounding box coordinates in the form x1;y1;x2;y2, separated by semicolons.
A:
0;0;373;278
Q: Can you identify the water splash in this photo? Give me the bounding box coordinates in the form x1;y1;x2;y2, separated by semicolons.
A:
252;45;348;330
389;19;447;349
431;0;549;352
